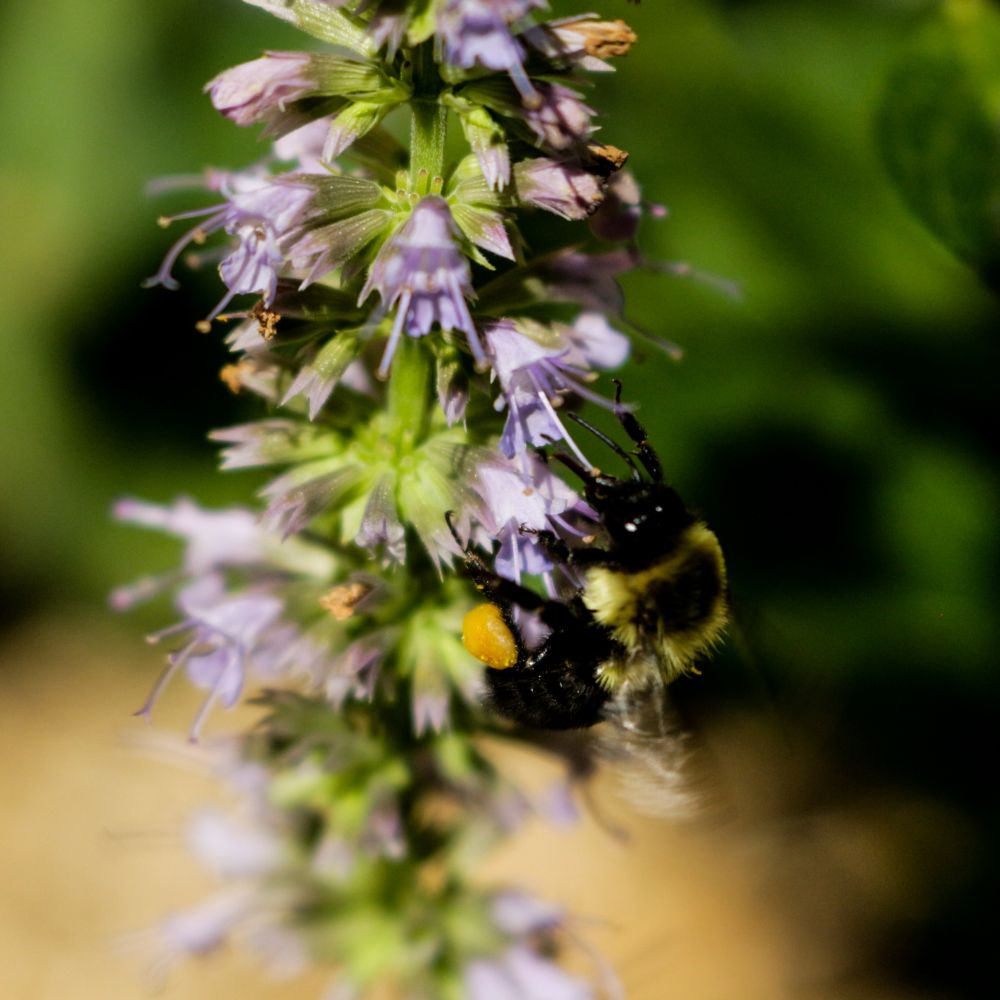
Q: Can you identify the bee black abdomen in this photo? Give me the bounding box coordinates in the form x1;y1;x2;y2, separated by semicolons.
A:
483;626;615;730
484;663;610;729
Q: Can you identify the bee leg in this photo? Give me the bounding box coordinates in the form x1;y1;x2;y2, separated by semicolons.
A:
612;379;664;482
565;546;616;568
475;571;580;631
522;524;615;570
445;511;497;585
446;517;578;626
519;524;571;563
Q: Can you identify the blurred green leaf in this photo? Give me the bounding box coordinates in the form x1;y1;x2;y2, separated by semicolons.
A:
878;0;1000;283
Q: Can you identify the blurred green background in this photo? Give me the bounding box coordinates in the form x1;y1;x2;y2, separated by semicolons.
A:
1;1;997;998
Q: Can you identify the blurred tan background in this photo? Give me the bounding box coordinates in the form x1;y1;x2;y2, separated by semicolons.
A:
1;1;996;998
1;616;965;999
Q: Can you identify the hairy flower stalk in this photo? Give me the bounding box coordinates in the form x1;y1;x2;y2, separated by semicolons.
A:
119;1;677;996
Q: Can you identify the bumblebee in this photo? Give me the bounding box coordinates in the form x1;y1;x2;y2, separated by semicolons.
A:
454;394;728;731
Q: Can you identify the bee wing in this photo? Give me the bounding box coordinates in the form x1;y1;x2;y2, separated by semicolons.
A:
593;675;718;821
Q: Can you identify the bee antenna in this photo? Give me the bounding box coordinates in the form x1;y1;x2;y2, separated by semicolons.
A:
566;412;642;482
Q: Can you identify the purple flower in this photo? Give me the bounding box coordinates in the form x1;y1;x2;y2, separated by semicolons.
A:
208;49;405;160
186;808;283;878
140;574;285;739
324;640;384;708
110;498;270;608
497;378;567;461
491;891;564;937
207;51;403;141
113;498;347;734
360;196;485;377
514;157;606;220
522;83;596;151
112;494;340;594
474;136;511;192
485;318;628;463
272;118;332;172
141;584;339;740
440;0;542;104
473;454;585;582
206;52;314;126
219;221;284;310
485;321;572;459
564;311;630;369
226;177;314;240
369;7;408;57
589;169;667;243
450;202;515;261
452;101;511;190
144;173;314;322
536;248;635;313
465;946;593;1000
157;890;251;962
147;881;306;983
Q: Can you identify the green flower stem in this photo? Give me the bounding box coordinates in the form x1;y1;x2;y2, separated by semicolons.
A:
387;334;433;449
409;42;447;186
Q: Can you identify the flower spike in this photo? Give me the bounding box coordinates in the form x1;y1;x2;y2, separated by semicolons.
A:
119;2;716;997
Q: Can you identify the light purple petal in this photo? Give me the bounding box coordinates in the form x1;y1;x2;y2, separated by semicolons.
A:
206;52;314;127
360;197;482;375
506;945;594;1000
112;497;270;576
440;0;541;102
187;809;282;878
465;958;521;1000
523;84;596;150
515;158;605;220
565;312;630;370
492;891;565;936
159;891;248;958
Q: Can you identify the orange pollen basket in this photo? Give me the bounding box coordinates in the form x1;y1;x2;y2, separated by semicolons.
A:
462;603;518;670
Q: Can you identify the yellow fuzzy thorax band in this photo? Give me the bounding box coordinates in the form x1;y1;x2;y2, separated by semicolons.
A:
582;522;728;686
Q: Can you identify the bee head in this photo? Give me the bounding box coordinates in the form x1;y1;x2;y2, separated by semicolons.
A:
591;479;694;559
